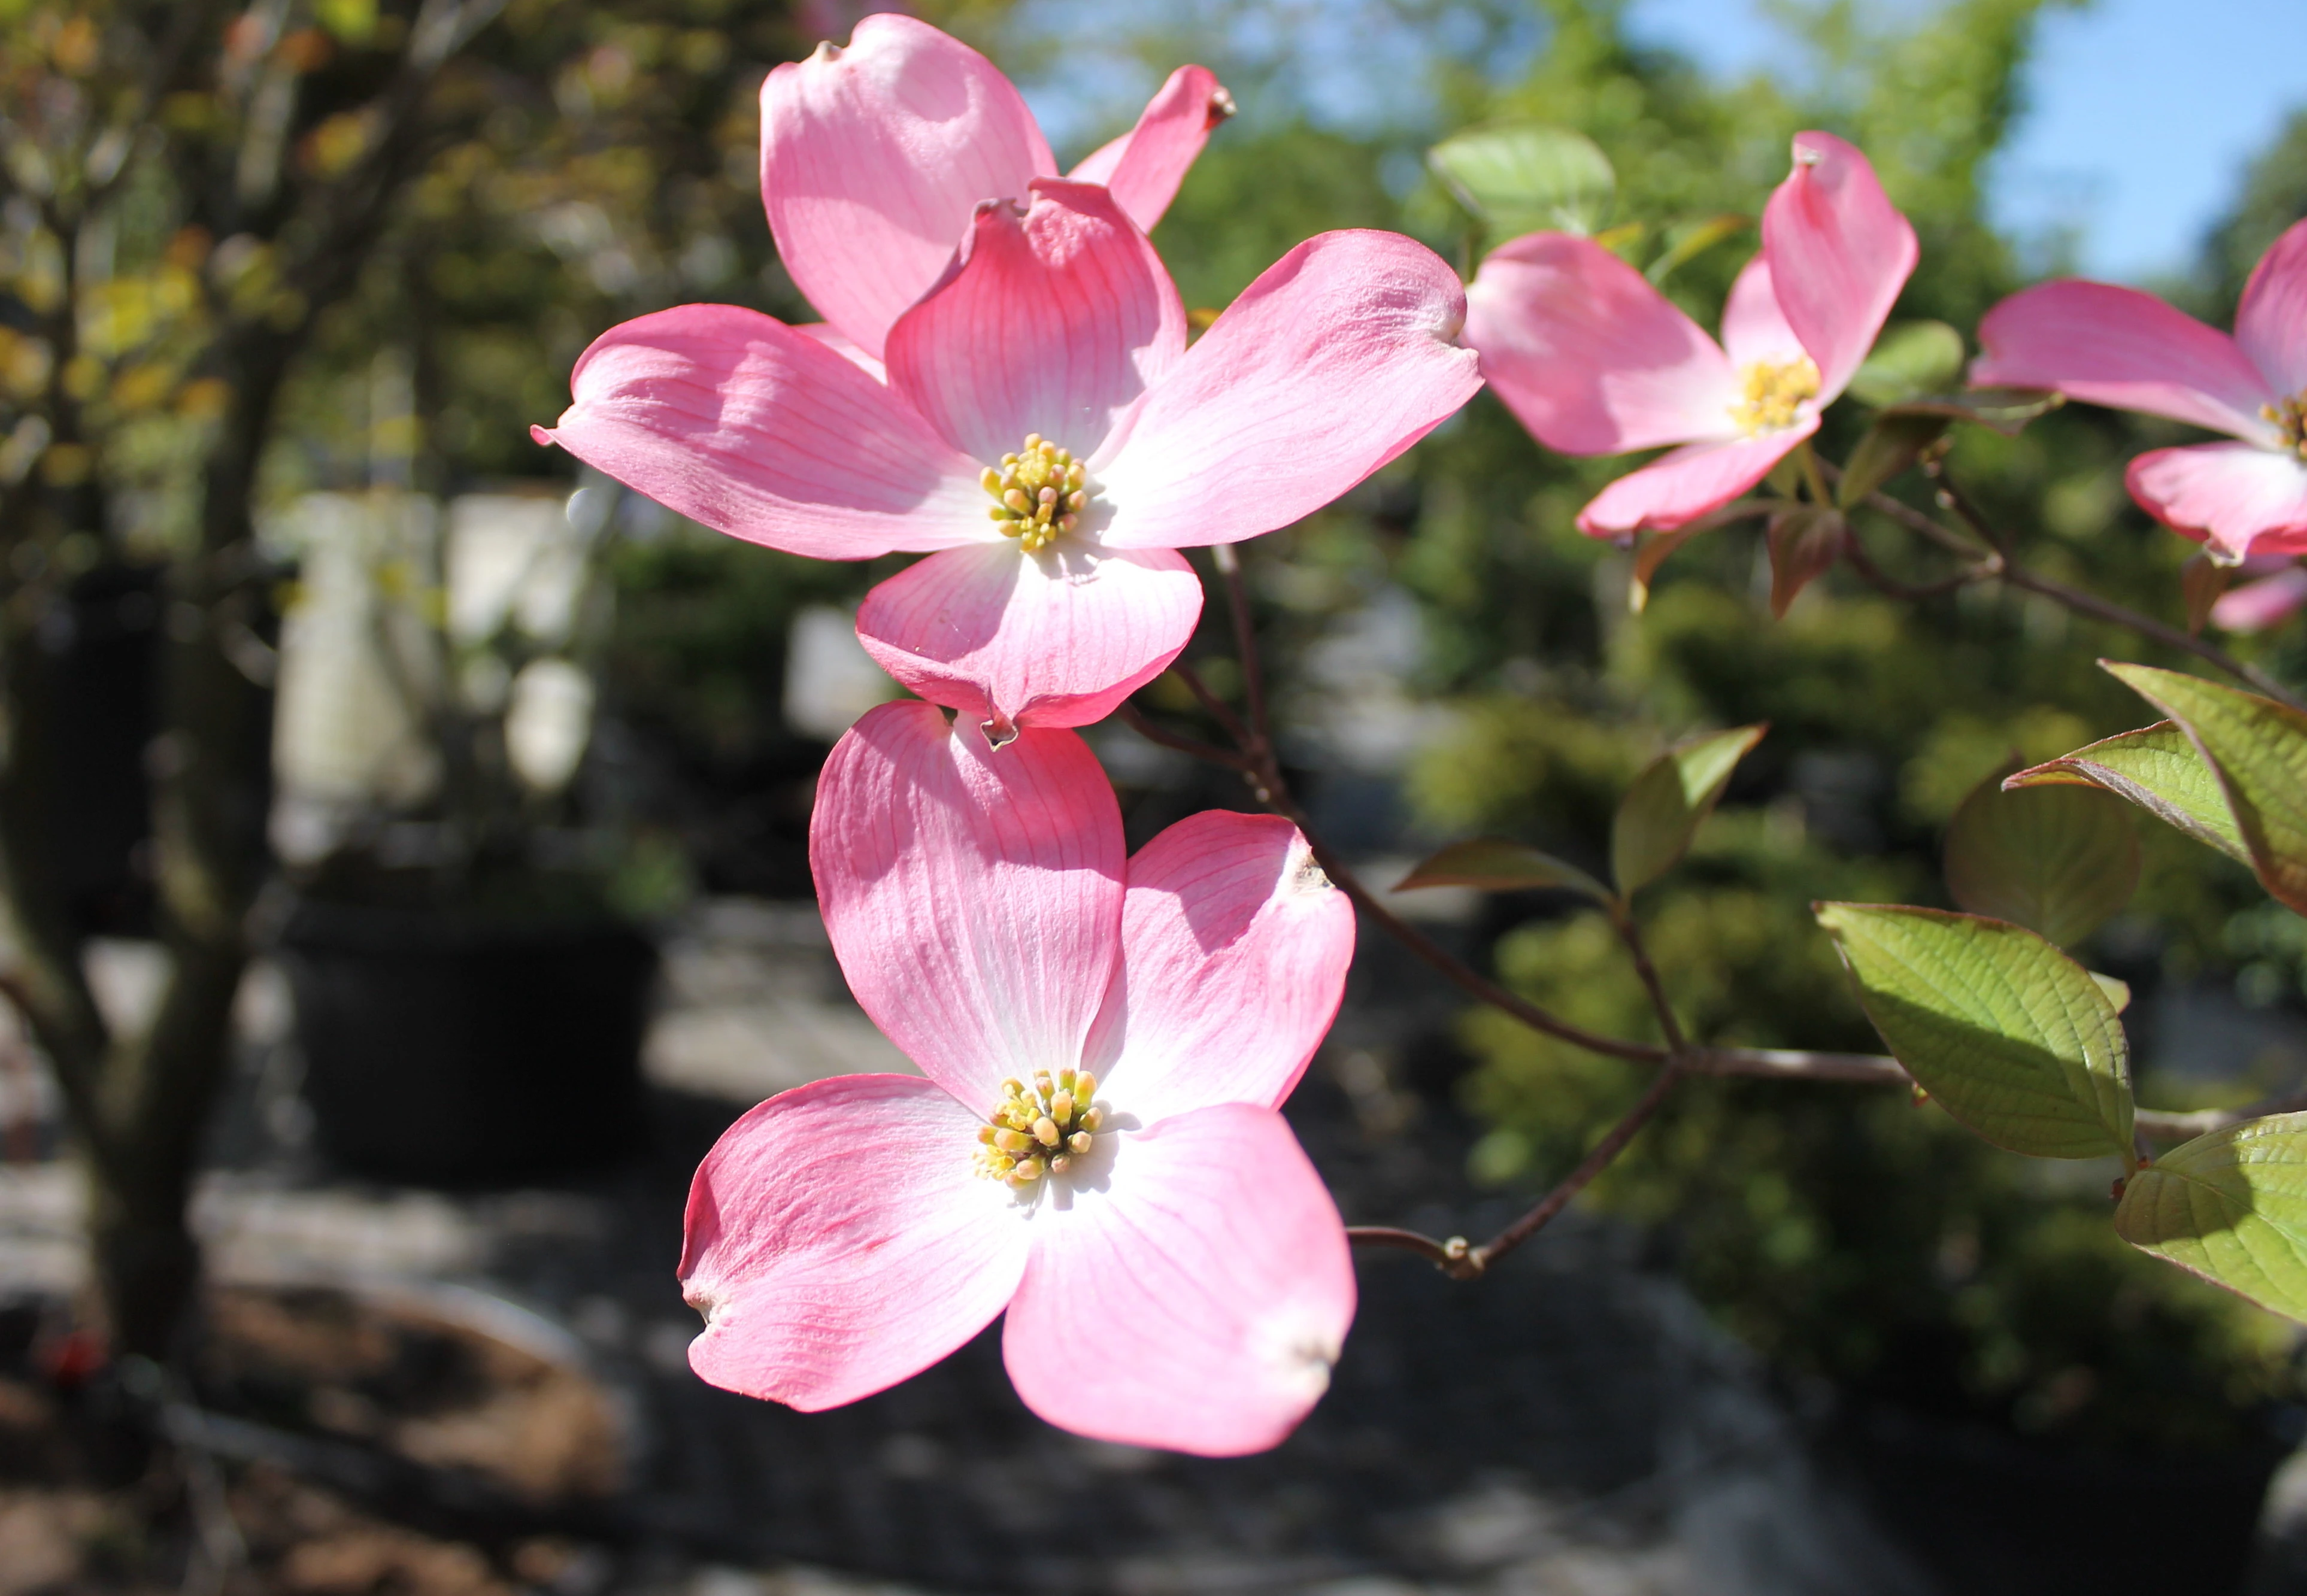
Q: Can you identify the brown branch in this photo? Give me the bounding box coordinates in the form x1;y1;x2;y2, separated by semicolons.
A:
2137;1091;2307;1143
1210;544;1272;752
1355;1062;1687;1278
1609;903;1688;1058
1865;466;2307;712
1686;1046;1908;1085
1114;701;1252;772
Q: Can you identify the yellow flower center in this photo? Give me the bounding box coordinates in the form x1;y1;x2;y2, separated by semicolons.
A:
981;435;1089;552
1728;356;1821;436
974;1068;1102;1187
2261;392;2307;462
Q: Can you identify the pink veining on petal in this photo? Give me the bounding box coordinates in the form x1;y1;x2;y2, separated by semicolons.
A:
1973;281;2278;443
884;180;1187;464
2126;442;2307;562
1066;64;1233;235
1095;229;1483;549
854;541;1203;732
2237;217;2307;400
760;14;1056;359
533;304;989;560
1463;232;1740;454
1004;1103;1355;1457
1759;131;1918;403
1718;254;1806;374
1575;422;1816;538
681;1073;1030;1412
810;702;1125;1110
1084;812;1354;1126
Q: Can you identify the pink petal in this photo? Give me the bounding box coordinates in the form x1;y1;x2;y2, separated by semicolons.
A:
1462;232;1739;454
2238;218;2307;398
811;702;1124;1110
533;304;989;560
884;180;1187;464
1760;131;1918;402
1973;281;2277;442
1575;423;1815;537
2211;566;2307;633
2126;443;2307;562
1096;230;1483;548
1004;1103;1354;1456
795;321;888;384
1718;253;1806;371
854;541;1203;732
1084;812;1354;1125
680;1073;1030;1412
760;15;1057;359
1065;65;1233;235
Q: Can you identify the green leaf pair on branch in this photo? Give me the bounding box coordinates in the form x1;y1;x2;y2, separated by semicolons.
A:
1821;663;2307;1325
1397;723;1768;910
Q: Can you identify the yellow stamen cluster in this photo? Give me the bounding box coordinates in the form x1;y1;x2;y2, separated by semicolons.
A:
2261;392;2307;462
981;435;1088;553
1728;356;1821;436
974;1068;1101;1186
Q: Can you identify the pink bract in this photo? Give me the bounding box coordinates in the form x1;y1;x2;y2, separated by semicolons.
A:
1972;218;2307;563
678;701;1359;1457
1463;131;1918;537
535;18;1478;736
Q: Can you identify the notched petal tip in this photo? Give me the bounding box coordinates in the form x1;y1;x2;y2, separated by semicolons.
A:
980;712;1020;750
529;423;557;448
1207;86;1238;125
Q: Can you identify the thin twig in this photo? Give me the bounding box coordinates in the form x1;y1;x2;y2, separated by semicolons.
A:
1343;1225;1478;1276
1686;1046;1907;1085
1471;1061;1684;1272
1839;528;1994;602
2136;1091;2307;1143
1608;905;1687;1057
1114;701;1252;771
1284;803;1668;1065
1210;543;1272;752
1875;466;2307;711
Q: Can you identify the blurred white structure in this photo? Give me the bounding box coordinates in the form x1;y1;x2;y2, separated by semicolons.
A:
268;493;445;839
268;485;610;862
782;603;896;743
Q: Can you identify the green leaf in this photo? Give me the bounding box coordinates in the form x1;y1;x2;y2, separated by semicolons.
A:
1847;321;1966;407
1942;766;2139;946
2090;971;2132;1014
2116;1114;2307;1324
1612;724;1766;894
1837;413;1949;508
1432;124;1615;236
2005;721;2249;865
1393;839;1610;902
1879;387;2064;436
2105;662;2307;914
1815;903;2133;1161
1645;213;1751;285
1765;505;1844;618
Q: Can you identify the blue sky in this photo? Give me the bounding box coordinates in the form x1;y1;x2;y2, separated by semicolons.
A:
1012;0;2305;286
1626;0;2307;284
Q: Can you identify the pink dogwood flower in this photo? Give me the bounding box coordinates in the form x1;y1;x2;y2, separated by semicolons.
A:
1972;219;2307;564
678;700;1360;1455
1462;131;1918;536
534;17;1480;736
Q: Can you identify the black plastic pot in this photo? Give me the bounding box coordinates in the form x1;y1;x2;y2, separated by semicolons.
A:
278;903;658;1185
1830;1401;2288;1594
